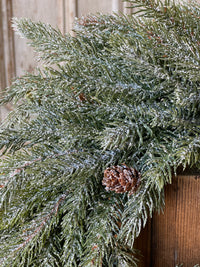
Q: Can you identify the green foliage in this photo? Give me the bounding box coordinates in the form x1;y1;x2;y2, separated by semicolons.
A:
0;0;200;265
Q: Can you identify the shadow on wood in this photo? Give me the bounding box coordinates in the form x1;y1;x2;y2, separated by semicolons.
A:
135;174;200;267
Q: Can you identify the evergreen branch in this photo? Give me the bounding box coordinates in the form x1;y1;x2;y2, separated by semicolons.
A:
0;193;67;267
8;150;79;179
15;193;67;252
12;18;75;64
1;1;200;265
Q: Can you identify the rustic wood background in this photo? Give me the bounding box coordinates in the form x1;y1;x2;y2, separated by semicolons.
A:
0;0;132;86
135;174;200;267
0;0;132;119
0;0;134;121
0;1;200;266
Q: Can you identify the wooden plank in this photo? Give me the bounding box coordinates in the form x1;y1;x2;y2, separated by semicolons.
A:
10;0;128;79
151;181;177;266
65;0;77;35
0;0;15;121
2;0;16;86
112;0;120;12
176;175;200;265
123;2;133;15
0;0;6;91
77;0;112;17
151;175;200;266
12;0;65;76
134;219;151;267
57;0;66;34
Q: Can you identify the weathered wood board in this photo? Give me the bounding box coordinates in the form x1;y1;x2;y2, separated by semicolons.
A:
0;0;124;119
12;0;65;77
0;0;6;91
135;174;200;266
0;0;122;89
151;175;200;266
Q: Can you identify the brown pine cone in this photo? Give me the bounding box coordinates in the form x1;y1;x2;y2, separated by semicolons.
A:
102;164;141;195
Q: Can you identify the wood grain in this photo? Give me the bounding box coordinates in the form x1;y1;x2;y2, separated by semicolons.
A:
12;0;65;76
134;219;151;267
112;0;120;12
2;0;15;86
151;175;200;266
1;0;124;95
77;0;112;16
0;0;6;91
123;2;134;15
65;0;77;35
0;0;16;120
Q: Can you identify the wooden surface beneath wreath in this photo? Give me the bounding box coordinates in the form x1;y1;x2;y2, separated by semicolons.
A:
135;174;200;267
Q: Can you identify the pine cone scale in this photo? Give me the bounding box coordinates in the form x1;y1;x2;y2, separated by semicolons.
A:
102;165;141;195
